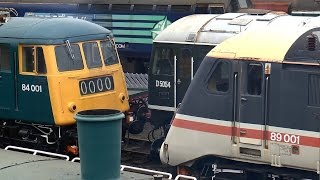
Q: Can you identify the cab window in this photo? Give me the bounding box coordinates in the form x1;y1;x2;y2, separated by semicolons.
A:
83;42;102;69
207;61;230;93
178;48;192;79
22;46;47;74
0;45;10;72
100;40;119;66
55;44;83;72
247;63;262;95
152;47;174;75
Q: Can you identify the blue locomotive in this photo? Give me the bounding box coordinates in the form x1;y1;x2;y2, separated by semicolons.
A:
0;0;240;73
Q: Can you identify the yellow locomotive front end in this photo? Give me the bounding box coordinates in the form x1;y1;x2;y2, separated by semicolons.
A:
46;38;129;126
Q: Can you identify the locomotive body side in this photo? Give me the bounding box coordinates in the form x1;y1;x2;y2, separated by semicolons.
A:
160;15;320;178
148;13;279;131
0;17;129;125
0;16;129;153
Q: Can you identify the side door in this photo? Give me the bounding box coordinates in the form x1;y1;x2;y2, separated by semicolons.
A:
175;47;192;106
0;44;15;110
18;46;50;124
238;62;265;145
193;45;215;76
148;44;176;110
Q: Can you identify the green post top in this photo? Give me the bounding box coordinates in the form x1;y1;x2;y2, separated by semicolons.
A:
74;109;124;122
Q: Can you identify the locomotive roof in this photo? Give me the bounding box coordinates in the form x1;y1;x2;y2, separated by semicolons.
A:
208;15;320;63
154;13;283;45
0;17;111;44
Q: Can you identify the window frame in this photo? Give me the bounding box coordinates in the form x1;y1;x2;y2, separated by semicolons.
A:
151;46;175;76
100;39;120;66
0;44;11;72
206;60;231;94
55;43;84;72
82;41;103;69
20;45;47;75
245;62;263;96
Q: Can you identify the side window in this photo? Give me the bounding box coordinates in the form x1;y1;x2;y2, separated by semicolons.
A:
152;47;174;75
308;74;320;107
207;61;230;93
55;44;83;72
247;63;262;95
100;40;119;66
22;46;47;74
0;45;10;72
36;47;46;74
178;48;192;79
83;42;102;69
22;47;34;73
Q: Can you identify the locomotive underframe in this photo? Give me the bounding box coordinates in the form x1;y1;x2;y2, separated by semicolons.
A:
187;155;319;180
0;120;78;155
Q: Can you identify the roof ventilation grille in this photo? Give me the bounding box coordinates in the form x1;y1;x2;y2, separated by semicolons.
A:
186;33;196;42
307;35;316;51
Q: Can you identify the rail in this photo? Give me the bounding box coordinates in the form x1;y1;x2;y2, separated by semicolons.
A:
174;175;197;180
5;146;198;179
71;158;173;179
4;145;70;161
71;157;80;162
120;165;173;179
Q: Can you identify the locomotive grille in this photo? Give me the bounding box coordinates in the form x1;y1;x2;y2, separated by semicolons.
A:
307;35;316;51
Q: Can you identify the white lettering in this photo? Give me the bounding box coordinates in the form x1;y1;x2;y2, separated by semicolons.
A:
115;44;126;49
105;77;112;90
155;80;171;88
80;81;87;95
21;84;42;93
97;78;104;92
88;81;96;93
80;76;113;95
270;132;300;145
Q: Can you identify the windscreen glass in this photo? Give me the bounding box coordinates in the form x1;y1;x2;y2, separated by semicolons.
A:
83;42;102;69
55;44;83;72
100;40;119;66
152;47;174;75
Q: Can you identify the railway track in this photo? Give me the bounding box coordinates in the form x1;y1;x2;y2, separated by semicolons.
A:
121;121;168;172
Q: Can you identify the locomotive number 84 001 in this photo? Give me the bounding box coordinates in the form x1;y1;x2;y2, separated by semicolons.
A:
0;12;129;155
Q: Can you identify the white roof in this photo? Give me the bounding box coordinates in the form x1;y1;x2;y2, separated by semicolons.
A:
154;13;284;45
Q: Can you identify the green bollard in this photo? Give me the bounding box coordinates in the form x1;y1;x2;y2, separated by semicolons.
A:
75;109;124;180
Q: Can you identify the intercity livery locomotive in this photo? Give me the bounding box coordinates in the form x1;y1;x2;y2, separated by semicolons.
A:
160;15;320;179
147;12;282;140
0;12;129;154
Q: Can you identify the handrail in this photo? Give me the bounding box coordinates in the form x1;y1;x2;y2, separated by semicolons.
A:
121;165;173;179
174;175;197;180
71;157;80;162
4;145;70;161
5;146;179;179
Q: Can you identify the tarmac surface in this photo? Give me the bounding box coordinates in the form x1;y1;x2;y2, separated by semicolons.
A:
0;148;172;180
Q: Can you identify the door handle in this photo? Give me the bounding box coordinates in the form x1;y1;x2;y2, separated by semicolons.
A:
241;97;247;102
240;130;247;135
177;79;181;84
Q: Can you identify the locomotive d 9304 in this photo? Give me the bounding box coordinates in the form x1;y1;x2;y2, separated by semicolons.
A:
0;13;129;154
160;15;320;179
